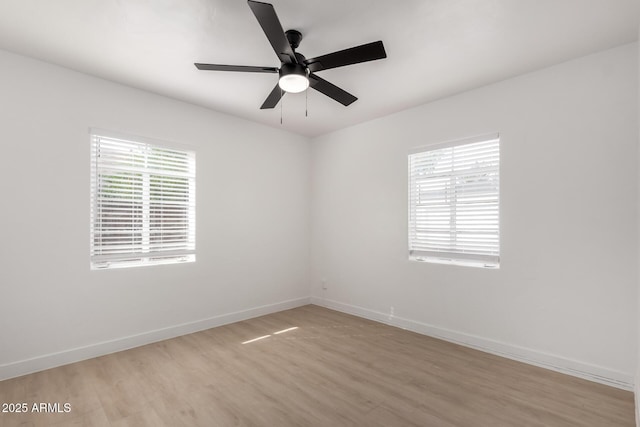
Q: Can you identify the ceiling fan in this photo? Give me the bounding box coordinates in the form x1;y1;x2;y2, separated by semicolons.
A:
195;0;387;109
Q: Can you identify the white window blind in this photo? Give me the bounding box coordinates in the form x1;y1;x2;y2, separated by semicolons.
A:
90;131;196;269
408;134;500;268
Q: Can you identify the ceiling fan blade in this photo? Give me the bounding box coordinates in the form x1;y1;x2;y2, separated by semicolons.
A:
194;63;278;73
305;41;386;73
260;83;284;109
247;0;297;64
309;74;357;106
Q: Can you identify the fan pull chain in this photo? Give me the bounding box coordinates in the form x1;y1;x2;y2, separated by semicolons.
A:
305;88;308;117
280;87;283;125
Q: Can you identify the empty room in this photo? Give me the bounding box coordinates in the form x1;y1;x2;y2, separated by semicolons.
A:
0;0;639;426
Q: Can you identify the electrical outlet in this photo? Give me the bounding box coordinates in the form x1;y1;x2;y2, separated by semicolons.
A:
321;278;327;290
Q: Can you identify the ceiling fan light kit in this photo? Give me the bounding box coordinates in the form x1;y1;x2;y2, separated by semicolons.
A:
195;0;387;110
278;63;309;93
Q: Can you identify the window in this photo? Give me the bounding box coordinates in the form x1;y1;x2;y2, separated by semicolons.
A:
408;134;500;268
90;130;196;269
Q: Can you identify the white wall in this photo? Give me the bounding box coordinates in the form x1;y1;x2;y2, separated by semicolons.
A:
0;49;311;379
311;43;638;388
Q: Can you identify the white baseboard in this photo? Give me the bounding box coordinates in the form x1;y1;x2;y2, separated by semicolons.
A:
311;296;634;391
635;368;640;427
0;297;310;382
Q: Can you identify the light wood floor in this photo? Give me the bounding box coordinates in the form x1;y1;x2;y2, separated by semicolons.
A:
0;305;634;426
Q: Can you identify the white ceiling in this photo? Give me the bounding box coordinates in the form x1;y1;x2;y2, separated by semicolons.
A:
0;0;637;137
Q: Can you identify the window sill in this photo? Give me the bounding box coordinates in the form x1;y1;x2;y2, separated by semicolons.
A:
409;256;499;269
91;255;196;270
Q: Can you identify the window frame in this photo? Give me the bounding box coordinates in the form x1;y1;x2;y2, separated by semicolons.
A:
408;133;500;269
89;129;196;270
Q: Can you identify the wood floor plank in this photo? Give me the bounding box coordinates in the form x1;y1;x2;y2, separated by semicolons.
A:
0;305;634;426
